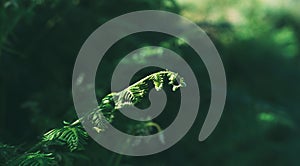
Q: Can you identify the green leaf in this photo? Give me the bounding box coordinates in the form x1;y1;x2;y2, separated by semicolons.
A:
43;124;88;152
152;73;164;91
8;151;57;166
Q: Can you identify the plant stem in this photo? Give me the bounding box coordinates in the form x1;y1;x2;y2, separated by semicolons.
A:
126;70;171;89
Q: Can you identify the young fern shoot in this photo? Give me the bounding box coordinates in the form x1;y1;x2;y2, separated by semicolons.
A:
71;70;186;133
4;70;185;166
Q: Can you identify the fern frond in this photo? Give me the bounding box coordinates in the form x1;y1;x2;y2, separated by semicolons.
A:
43;123;88;152
79;93;117;132
166;71;186;91
112;70;185;109
3;70;186;165
8;151;57;166
151;73;164;91
86;108;110;133
113;82;148;109
73;70;186;134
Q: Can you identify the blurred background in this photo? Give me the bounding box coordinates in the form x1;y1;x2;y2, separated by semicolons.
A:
0;0;299;165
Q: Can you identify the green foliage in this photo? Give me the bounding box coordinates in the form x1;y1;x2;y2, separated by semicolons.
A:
152;73;164;91
1;0;299;165
114;70;185;108
43;122;88;152
150;70;186;92
166;71;186;91
81;70;185;133
113;81;148;109
7;151;57;166
0;70;185;165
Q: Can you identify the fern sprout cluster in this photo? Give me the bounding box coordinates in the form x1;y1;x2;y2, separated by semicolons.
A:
0;70;185;165
112;70;186;109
